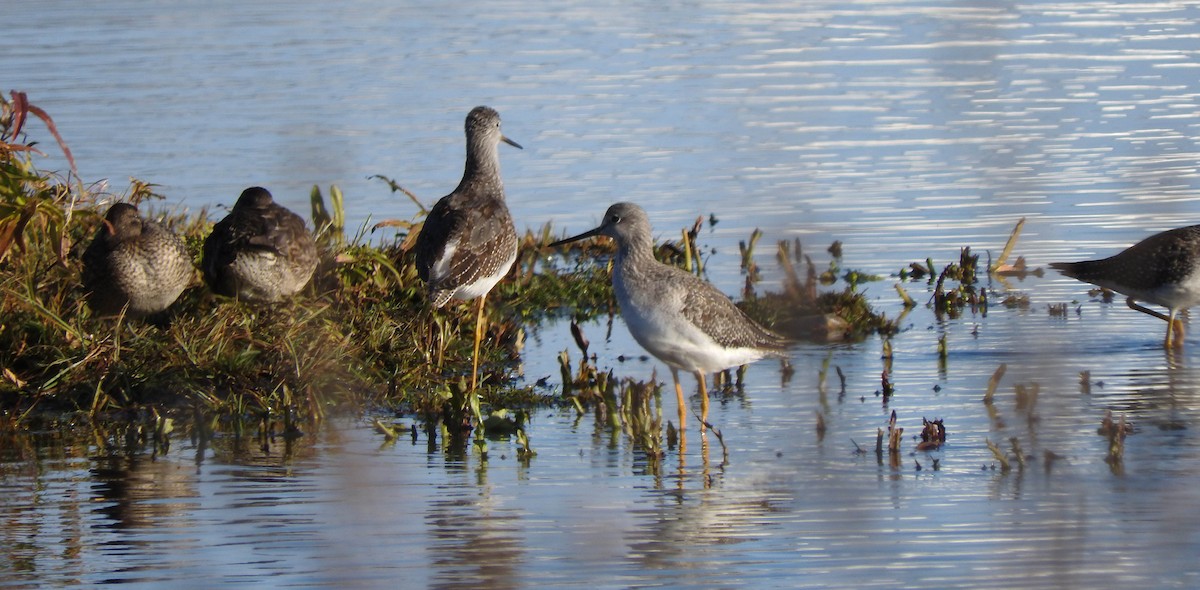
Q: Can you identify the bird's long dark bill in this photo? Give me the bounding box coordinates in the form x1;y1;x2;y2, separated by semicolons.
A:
549;225;605;248
502;135;523;149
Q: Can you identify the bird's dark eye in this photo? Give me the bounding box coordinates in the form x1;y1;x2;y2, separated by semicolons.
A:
610;214;621;223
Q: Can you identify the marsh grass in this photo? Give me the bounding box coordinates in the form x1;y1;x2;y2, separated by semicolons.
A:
0;95;546;433
2;94;897;450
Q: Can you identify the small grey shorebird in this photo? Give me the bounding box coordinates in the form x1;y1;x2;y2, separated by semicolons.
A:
1050;224;1200;349
202;186;318;303
82;203;194;318
551;202;789;434
414;106;522;390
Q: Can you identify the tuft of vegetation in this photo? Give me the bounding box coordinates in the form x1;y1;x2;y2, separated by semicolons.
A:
0;92;895;455
735;238;895;341
0;94;556;439
898;247;986;319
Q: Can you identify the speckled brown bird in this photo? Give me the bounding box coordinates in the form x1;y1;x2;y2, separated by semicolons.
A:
414;106;522;390
82;203;193;318
202;186;317;303
1051;224;1200;349
550;202;789;435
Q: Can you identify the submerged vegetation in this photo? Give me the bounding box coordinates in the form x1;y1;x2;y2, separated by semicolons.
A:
0;93;896;448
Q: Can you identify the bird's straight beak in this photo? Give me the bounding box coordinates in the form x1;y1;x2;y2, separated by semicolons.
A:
502;135;523;150
549;225;606;248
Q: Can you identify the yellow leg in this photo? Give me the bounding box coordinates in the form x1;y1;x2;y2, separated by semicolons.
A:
1127;297;1170;322
694;370;709;434
1166;309;1186;349
471;296;486;390
671;368;687;453
1165;309;1175;349
1126;298;1185;349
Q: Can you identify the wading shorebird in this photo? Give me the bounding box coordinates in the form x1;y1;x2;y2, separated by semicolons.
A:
82;203;193;318
414;106;522;390
1050;224;1200;349
551;202;789;434
202;186;318;303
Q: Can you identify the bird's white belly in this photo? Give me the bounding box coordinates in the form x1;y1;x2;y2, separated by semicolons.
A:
1149;270;1200;311
448;248;518;301
616;274;768;373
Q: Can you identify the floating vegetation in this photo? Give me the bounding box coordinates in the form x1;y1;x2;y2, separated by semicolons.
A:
1014;382;1040;415
553;230;889;343
985;438;1012;472
876;409;904;468
1090;287;1116;303
1099;410;1131;470
879;370;894;402
738;228;764;282
679;214;706;276
894;283;916;308
982;363;1006;404
979;363;1039;435
931;247;984;319
1000;293;1031;309
978;361;1048;475
552;320;666;465
732;238;894;342
989;218;1043;281
1009;437;1028;471
815;350;846;406
983;363;1006;427
897;218;1043;322
618;377;664;459
8;93;1138;489
898;258;935;282
915;417;946;451
900;247;983;319
372;417;404;442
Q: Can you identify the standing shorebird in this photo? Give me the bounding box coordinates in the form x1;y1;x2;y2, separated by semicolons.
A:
202;186;318;303
550;202;789;434
1051;225;1200;349
82;203;194;318
414;106;522;390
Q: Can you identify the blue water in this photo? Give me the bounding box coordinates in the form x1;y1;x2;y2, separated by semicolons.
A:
4;0;1200;587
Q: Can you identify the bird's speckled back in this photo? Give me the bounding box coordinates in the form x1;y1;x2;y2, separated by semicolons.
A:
202;187;318;302
82;203;193;317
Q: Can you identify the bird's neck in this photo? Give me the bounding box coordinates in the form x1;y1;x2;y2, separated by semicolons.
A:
615;234;656;274
455;141;503;196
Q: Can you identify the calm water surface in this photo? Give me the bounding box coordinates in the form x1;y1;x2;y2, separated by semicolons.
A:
4;0;1200;587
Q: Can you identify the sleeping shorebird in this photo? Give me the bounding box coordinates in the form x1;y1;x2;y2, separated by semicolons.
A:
202;186;318;303
82;203;193;318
